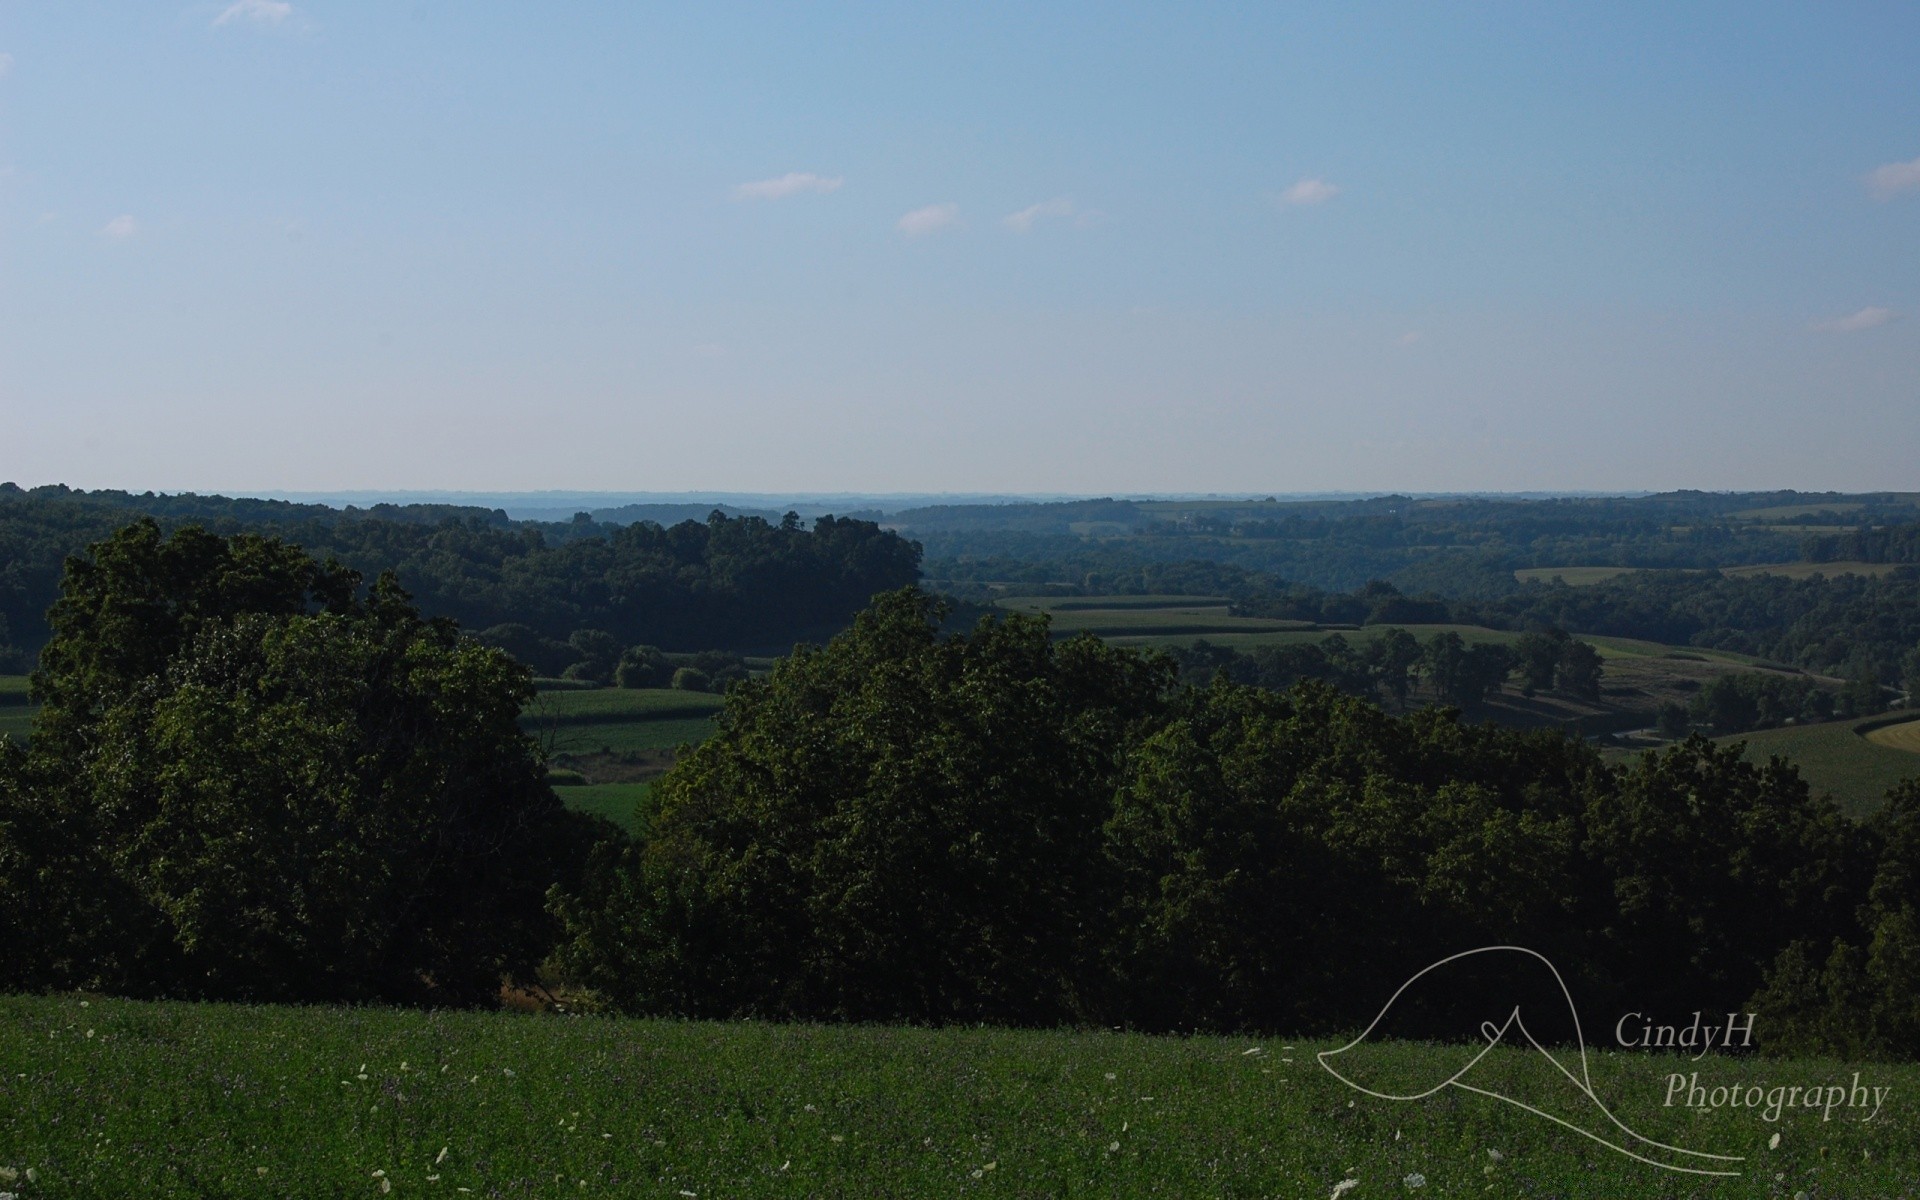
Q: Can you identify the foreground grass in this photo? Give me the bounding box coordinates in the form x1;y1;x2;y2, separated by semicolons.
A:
1;994;1913;1198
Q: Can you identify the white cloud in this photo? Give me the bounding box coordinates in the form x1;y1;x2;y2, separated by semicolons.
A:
1397;331;1423;346
0;53;14;79
99;214;137;240
1812;307;1896;333
213;0;293;27
896;202;959;237
1865;156;1920;201
1276;178;1340;207
731;172;844;201
1002;197;1076;233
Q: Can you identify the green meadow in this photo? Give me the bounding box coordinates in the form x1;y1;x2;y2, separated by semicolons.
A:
549;781;654;833
1717;717;1920;819
1;992;1911;1199
518;687;722;757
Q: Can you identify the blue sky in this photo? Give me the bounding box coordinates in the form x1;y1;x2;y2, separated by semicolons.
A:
2;2;1916;494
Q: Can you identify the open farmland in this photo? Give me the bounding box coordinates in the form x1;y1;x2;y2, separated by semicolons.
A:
519;686;723;759
1715;717;1920;818
1865;714;1920;754
551;781;654;833
1;991;1911;1199
0;675;34;744
1722;561;1914;581
1512;566;1658;586
995;595;1314;638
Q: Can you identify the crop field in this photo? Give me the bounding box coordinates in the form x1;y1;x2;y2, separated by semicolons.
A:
1729;502;1866;521
553;781;653;833
1003;594;1232;612
518;688;723;757
1512;566;1655;586
0;992;1911;1199
995;596;1314;639
1722;561;1911;580
1716;718;1920;818
0;675;34;744
1865;715;1920;755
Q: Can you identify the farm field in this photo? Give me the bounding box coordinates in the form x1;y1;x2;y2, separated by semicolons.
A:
552;781;653;833
1512;565;1662;586
996;595;1314;638
1722;561;1912;580
1865;715;1920;754
0;991;1910;1199
0;675;34;744
1715;718;1920;818
518;687;722;758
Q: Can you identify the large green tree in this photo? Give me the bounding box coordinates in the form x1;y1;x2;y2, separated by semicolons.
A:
0;520;589;1004
550;587;1172;1024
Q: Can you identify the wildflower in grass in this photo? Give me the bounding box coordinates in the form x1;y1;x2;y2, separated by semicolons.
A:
0;1169;14;1184
1403;1173;1425;1188
436;1147;449;1164
1769;1133;1781;1150
1331;1179;1360;1198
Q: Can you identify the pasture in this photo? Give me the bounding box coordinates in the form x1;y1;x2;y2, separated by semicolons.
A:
552;781;654;833
1722;561;1912;581
1512;566;1653;586
0;991;1910;1199
1865;715;1920;755
518;687;723;758
995;595;1314;639
0;675;33;744
1716;718;1920;818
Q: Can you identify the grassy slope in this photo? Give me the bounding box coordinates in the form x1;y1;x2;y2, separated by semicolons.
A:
1512;561;1910;586
552;781;653;833
519;687;721;758
0;992;1910;1199
1716;719;1920;818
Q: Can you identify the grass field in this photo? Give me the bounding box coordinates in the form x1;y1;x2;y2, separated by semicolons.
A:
0;676;34;744
518;688;723;758
996;596;1314;639
0;992;1910;1198
1716;718;1920;818
553;781;653;833
1512;566;1659;586
1722;561;1911;580
1865;715;1920;755
1729;502;1866;521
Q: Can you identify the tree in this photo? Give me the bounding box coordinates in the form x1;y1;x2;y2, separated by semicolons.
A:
669;666;712;692
1420;633;1510;709
1557;638;1604;700
615;644;671;689
562;629;622;685
548;588;1172;1023
1512;630;1566;696
0;520;592;1005
1365;627;1422;707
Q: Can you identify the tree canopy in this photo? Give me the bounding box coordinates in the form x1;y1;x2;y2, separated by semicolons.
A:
0;520;593;1004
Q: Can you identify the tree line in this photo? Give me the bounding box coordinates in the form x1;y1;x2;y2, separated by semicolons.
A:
0;486;922;666
3;523;1916;1058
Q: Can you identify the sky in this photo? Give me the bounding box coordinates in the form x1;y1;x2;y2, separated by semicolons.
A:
1;2;1917;495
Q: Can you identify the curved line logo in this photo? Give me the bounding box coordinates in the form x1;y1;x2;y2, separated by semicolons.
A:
1316;945;1744;1178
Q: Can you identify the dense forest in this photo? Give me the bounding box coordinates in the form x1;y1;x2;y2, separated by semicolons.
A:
0;484;921;668
908;490;1920;592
